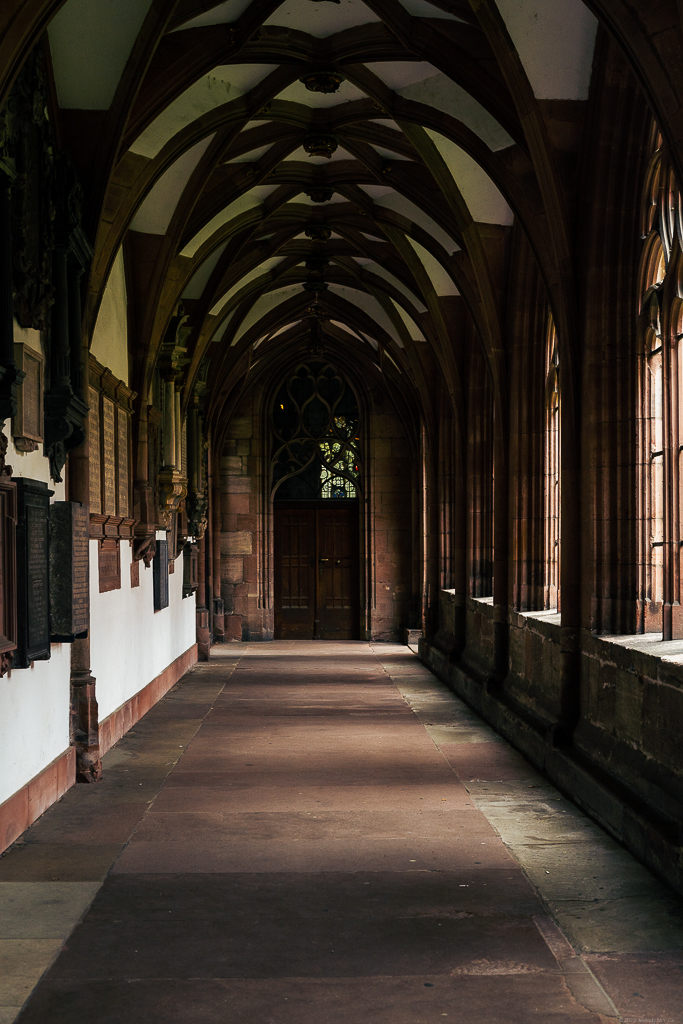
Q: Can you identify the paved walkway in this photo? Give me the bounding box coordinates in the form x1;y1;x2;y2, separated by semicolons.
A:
2;642;683;1023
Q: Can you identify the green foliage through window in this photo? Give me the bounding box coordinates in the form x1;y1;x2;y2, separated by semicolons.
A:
271;362;361;500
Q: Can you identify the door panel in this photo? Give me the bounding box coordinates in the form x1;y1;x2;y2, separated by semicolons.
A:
275;505;359;639
274;509;315;639
318;510;358;639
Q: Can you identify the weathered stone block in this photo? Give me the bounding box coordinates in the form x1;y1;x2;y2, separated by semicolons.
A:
220;456;243;475
642;680;683;768
225;614;242;640
222;557;244;585
221;532;253;555
228;417;252;438
224;493;250;515
225;476;251;493
614;670;644;746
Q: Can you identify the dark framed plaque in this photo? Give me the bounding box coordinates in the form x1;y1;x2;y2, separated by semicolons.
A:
49;502;89;641
13;344;44;452
0;476;18;676
153;538;169;610
15;478;52;668
98;537;121;593
182;542;198;598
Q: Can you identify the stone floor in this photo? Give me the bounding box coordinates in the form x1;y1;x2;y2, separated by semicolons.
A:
2;642;682;1023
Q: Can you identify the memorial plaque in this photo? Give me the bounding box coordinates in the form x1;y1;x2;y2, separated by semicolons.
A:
15;479;52;668
153;538;169;610
98;537;121;593
89;387;101;514
117;411;129;517
102;396;116;515
13;343;44;451
183;542;199;598
49;502;89;640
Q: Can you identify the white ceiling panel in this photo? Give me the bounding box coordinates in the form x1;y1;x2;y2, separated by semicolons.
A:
49;0;152;109
263;0;381;37
173;0;253;30
131;136;214;235
398;75;515;151
496;0;598;100
426;129;513;225
181;192;263;257
182;242;228;299
374;191;460;254
406;237;459;296
130;66;277;158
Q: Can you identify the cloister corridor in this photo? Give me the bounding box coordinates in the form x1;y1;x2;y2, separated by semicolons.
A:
1;643;682;1024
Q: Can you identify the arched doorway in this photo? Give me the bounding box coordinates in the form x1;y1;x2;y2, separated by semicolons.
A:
271;360;361;639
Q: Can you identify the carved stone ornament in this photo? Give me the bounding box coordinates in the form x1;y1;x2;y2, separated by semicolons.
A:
157;470;188;529
305;223;332;241
305;187;334;203
303;133;338;159
303;279;328;293
299;70;345;95
159;304;192;382
187;489;208;540
133;532;156;568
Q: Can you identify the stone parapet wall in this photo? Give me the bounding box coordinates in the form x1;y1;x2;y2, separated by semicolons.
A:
422;590;683;897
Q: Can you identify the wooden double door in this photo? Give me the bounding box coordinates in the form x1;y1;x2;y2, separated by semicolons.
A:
274;504;359;640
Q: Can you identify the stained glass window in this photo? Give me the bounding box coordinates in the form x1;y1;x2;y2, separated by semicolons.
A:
271;362;361;500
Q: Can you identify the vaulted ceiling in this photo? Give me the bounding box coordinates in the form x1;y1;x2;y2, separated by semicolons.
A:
41;0;601;428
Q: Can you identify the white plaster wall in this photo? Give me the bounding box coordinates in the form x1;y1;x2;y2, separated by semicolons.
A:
0;326;71;804
89;537;196;722
0;642;71;805
90;249;130;385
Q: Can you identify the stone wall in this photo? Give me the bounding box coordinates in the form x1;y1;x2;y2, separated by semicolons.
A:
421;591;683;896
368;405;413;640
219;391;272;641
217;374;415;642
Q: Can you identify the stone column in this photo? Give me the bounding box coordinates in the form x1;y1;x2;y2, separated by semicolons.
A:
174;386;182;471
211;451;224;641
67;261;100;783
163;379;175;468
196;529;210;660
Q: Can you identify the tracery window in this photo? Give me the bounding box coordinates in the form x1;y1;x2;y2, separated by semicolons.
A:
637;129;683;637
544;317;560;610
271;361;361;500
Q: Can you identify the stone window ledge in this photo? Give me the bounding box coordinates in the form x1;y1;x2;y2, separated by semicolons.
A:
597;631;683;666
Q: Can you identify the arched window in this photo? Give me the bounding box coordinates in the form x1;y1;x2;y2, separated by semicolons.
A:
544;316;560;610
271;361;361;500
637;129;683;637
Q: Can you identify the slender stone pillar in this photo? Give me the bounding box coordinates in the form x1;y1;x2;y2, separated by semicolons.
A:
163;380;175;467
211;451;224;641
67;264;100;783
196;530;210;660
174;386;182;471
